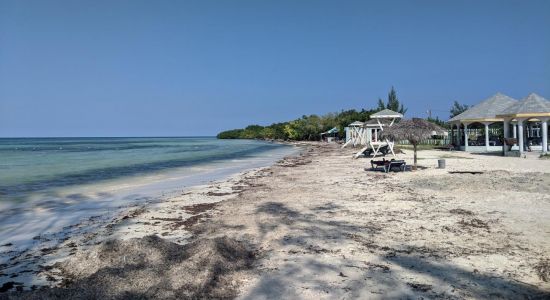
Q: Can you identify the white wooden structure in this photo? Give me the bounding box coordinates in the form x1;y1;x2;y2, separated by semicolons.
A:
342;109;403;158
342;121;365;148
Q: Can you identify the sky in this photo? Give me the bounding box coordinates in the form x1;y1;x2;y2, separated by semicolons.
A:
0;0;549;137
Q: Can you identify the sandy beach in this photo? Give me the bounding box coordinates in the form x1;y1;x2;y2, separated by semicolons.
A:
2;142;550;299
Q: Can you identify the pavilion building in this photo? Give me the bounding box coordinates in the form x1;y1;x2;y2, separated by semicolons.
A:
449;93;516;152
449;92;550;154
497;93;550;154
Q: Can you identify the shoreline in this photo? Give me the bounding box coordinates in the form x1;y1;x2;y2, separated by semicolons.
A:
2;142;550;298
0;141;303;291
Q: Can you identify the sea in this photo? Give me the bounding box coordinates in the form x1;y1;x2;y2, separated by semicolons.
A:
0;137;296;250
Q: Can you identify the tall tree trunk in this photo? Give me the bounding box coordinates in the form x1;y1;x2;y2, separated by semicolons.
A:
413;143;418;170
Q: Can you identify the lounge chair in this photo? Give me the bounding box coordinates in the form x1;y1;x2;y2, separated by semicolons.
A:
370;158;387;171
370;159;408;173
363;145;389;157
384;160;407;173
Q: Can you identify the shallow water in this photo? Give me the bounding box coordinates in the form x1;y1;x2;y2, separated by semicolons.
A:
0;137;290;201
0;137;296;249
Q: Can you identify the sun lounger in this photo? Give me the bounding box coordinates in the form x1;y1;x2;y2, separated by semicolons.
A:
383;160;407;173
361;145;389;158
370;159;407;173
370;158;387;171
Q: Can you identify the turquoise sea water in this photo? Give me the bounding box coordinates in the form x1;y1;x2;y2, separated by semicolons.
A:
0;137;295;251
0;137;292;202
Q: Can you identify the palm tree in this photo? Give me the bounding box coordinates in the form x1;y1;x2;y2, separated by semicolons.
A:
380;118;446;168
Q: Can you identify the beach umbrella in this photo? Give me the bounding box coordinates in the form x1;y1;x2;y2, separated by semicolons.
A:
380;118;446;168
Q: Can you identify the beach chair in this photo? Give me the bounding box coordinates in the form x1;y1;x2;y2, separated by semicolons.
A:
362;145;389;158
370;158;387;171
370;158;407;173
383;159;407;173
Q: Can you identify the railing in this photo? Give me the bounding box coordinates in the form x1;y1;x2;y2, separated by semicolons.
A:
397;128;505;145
461;128;503;136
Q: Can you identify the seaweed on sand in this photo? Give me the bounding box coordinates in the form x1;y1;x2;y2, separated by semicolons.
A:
458;218;490;231
534;259;550;282
449;208;474;216
4;235;256;299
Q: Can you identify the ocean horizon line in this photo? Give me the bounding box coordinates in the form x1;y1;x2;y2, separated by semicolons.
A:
0;135;218;139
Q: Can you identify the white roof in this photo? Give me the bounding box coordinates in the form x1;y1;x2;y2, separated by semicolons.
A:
498;93;550;116
449;93;517;122
371;109;403;119
348;121;364;126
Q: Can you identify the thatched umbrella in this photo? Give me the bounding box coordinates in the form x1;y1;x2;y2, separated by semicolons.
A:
380;118;446;168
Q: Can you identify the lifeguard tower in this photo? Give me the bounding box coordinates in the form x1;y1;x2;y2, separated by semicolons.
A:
343;109;403;158
342;121;366;147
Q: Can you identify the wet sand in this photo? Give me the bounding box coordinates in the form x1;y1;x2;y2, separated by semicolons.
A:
2;142;550;299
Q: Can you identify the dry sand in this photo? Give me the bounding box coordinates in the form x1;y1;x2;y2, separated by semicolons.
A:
2;142;550;299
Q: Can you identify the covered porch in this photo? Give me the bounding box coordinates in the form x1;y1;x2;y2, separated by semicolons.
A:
449;120;505;153
497;93;550;155
449;120;549;154
448;93;517;153
448;93;550;155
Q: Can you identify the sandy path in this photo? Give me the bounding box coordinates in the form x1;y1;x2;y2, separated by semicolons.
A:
195;144;550;299
3;143;550;299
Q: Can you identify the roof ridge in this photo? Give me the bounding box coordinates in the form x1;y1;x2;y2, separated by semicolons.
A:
371;108;403;118
498;93;550;115
449;93;517;122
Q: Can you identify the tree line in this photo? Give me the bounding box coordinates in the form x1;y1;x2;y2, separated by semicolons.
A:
216;109;377;140
217;87;469;141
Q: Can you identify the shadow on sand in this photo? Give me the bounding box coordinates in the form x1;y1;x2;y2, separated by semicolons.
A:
3;199;549;299
240;202;549;299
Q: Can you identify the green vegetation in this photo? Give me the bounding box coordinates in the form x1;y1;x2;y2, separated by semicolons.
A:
217;109;376;140
377;86;407;115
218;87;412;141
540;153;550;159
449;101;469;118
426;116;449;129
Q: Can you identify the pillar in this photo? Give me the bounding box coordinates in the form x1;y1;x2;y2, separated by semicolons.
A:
513;123;517;139
464;123;469;152
503;120;510;138
542;118;548;154
517;119;524;153
458;123;462;147
503;119;510;154
454;124;458;145
456;123;462;148
449;123;455;144
455;123;459;145
484;122;490;152
457;123;461;145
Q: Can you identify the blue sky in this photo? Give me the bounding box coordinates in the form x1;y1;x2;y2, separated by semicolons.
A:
1;0;549;137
